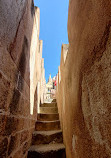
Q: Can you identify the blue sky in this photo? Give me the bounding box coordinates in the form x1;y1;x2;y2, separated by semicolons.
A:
34;0;69;82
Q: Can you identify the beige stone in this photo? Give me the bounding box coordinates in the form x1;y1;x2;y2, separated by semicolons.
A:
57;1;111;158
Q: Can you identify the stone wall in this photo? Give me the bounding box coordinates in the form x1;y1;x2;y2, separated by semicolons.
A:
40;58;46;104
57;1;111;158
0;0;45;157
57;44;69;130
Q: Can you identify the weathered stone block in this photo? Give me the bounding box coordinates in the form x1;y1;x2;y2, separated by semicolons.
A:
8;133;20;156
9;87;30;117
3;116;29;136
0;47;30;101
4;116;19;136
12;149;22;158
30;120;36;128
13;140;31;158
28;128;34;141
22;141;30;155
9;89;21;115
20;130;29;145
17;118;26;131
18;96;30;117
0;137;8;158
0;47;17;86
0;71;11;111
16;72;30;100
0;115;7;136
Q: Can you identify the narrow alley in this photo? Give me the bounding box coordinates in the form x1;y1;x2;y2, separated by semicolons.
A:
0;0;111;158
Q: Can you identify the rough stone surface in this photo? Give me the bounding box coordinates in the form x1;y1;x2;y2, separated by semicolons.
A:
32;130;63;145
37;113;59;121
35;120;61;131
0;137;8;158
28;101;66;158
39;107;58;114
57;1;111;158
0;0;46;157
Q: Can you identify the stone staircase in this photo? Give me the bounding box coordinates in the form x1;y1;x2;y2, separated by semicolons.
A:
27;99;66;158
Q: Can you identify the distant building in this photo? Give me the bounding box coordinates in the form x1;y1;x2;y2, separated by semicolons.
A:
44;74;57;101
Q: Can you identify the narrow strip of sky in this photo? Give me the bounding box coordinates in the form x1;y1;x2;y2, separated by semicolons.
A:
34;0;69;82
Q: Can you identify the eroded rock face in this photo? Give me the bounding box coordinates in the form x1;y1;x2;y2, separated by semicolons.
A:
57;0;111;158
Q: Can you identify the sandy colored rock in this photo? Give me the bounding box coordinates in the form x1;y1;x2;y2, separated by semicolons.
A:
57;1;111;158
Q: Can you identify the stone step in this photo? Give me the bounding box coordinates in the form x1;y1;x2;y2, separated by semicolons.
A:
37;113;59;121
28;143;66;158
35;120;61;131
32;130;63;145
41;102;57;107
39;107;58;114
